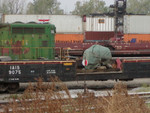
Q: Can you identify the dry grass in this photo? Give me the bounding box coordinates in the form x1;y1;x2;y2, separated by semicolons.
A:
5;78;150;113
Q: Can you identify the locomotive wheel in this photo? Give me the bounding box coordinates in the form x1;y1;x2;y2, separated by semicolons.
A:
0;83;8;92
7;83;19;93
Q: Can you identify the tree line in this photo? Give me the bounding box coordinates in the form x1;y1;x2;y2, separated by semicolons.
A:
0;0;149;15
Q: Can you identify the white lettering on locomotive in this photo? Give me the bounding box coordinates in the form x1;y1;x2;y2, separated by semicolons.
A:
31;70;35;73
9;65;21;75
10;66;20;70
46;70;56;74
9;78;19;81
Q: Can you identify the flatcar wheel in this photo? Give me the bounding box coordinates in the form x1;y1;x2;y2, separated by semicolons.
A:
0;83;8;92
7;83;19;93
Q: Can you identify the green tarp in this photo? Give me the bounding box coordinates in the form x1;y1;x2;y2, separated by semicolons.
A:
83;45;112;69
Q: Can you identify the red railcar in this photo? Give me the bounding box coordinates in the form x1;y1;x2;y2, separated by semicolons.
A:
56;40;150;57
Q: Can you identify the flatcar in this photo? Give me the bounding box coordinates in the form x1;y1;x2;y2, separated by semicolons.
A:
0;57;150;93
0;59;76;93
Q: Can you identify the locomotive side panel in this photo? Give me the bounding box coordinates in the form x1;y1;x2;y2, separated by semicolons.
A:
0;24;56;60
0;61;76;84
123;60;150;78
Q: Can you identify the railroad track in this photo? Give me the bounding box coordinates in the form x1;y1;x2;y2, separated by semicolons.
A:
0;91;150;113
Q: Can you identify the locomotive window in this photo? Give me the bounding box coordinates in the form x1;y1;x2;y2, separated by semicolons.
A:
24;28;34;34
12;27;24;34
34;28;45;34
12;27;45;34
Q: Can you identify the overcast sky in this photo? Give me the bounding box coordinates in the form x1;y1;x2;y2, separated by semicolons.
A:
58;0;114;13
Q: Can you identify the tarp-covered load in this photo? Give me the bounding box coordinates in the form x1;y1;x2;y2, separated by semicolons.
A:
83;45;112;69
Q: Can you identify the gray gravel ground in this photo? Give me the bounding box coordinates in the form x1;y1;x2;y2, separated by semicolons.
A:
19;78;150;90
0;78;150;102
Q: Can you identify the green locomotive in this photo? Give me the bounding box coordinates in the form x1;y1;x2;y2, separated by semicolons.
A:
0;23;56;60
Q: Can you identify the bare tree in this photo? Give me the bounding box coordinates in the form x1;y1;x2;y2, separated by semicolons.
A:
127;0;150;14
0;0;25;14
26;0;64;14
72;0;108;16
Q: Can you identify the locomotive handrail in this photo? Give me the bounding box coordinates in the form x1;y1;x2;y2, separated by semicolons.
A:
0;47;67;60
